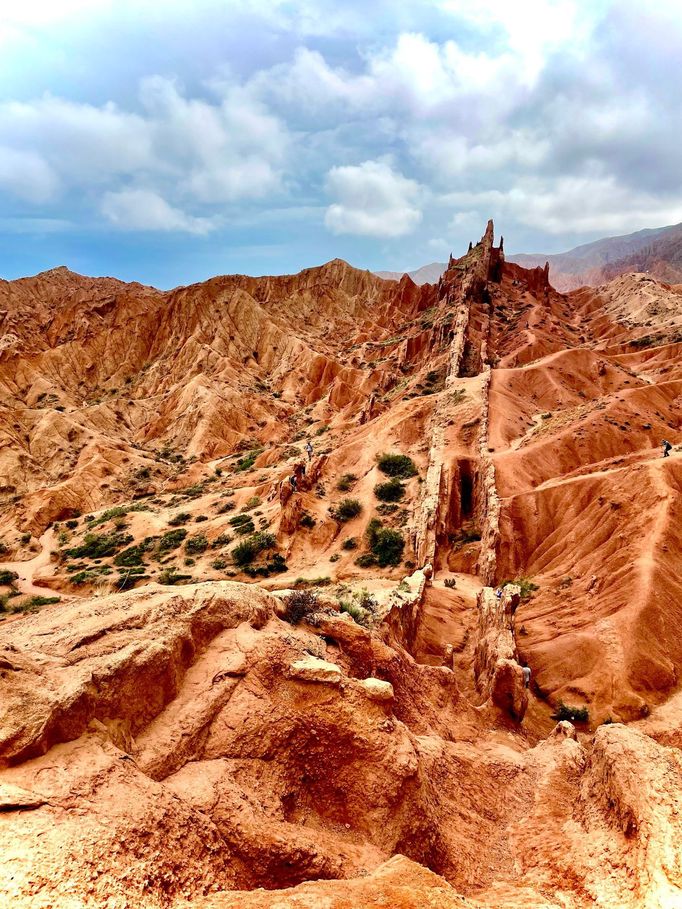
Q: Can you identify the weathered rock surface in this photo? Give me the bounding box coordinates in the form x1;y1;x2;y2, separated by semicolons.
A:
1;225;682;908
1;585;682;907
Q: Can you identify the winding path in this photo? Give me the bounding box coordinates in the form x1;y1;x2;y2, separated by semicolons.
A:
0;528;58;597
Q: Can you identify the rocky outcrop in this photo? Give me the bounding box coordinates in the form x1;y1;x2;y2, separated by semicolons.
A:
192;855;471;908
288;655;342;683
473;585;527;720
476;366;500;585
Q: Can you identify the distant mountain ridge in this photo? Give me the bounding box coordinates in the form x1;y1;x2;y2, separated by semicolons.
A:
375;262;447;285
376;221;682;291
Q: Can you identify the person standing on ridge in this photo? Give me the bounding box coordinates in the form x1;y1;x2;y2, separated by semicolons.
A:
289;473;298;492
522;665;531;689
661;439;672;458
305;440;313;461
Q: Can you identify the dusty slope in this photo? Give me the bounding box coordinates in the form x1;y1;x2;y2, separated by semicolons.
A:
1;223;682;906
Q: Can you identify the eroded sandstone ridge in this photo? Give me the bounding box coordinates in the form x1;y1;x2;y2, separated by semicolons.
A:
1;223;682;906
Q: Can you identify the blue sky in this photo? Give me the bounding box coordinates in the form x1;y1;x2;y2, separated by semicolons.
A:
1;0;681;288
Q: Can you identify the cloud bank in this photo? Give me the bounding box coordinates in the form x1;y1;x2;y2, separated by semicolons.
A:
0;0;680;282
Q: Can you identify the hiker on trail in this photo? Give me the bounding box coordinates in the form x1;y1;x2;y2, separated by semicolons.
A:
305;440;313;461
289;473;298;492
495;587;503;600
662;440;672;458
522;665;531;689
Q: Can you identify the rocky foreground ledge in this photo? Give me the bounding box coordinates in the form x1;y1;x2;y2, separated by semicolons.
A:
2;582;682;908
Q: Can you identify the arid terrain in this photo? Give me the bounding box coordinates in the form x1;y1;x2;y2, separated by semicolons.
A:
1;222;682;908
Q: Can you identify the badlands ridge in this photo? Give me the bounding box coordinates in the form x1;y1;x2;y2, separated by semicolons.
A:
1;222;681;907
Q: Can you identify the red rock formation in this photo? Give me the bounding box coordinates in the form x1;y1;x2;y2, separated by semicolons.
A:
1;225;682;907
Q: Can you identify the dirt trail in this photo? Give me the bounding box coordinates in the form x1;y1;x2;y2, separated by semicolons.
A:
0;528;58;596
415;572;483;698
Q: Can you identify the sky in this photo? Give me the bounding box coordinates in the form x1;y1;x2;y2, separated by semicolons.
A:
1;0;681;288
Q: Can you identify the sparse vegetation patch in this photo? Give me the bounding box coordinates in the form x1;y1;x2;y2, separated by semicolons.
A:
377;453;417;478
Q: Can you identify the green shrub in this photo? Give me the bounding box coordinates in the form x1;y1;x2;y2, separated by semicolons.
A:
553;702;589;723
114;545;147;567
341;537;358;550
365;518;383;547
65;519;79;529
333;498;363;522
338;600;371;626
376;503;398;515
365;519;404;567
265;553;288;573
211;559;228;570
195;515;209;523
242;496;261;511
0;569;18;586
336;473;357;492
377;453;417;478
90;506;128;527
212;532;233;547
185;534;208;555
299;513;316;529
66;532;133;559
232;518;255;536
293;576;331;588
355;553;377;568
169;513;191;526
25;595;60;608
158;529;188;552
282;589;319;625
217;500;235;514
229;513;253;527
374;478;405;502
373;528;405;567
114;573;148;591
158;568;193;585
235;450;262;472
70;570;98;586
232;532;277;567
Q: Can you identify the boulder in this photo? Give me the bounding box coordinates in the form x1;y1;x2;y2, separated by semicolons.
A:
357;677;394;702
288;656;342;684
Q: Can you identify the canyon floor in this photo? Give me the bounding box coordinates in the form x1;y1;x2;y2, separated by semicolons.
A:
1;223;681;907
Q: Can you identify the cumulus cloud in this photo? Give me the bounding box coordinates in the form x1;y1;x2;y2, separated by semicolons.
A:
0;75;289;233
2;0;682;267
101;189;216;234
446;176;682;236
324;160;423;237
0;145;59;202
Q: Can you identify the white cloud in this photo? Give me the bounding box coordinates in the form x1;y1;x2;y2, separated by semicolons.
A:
0;96;151;184
139;78;287;202
437;0;595;82
248;33;519;121
101;189;216;234
0;76;289;231
324;160;422;237
0;145;58;202
446;176;682;236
